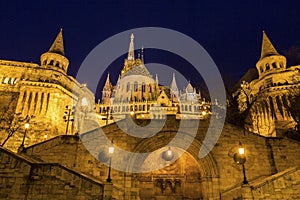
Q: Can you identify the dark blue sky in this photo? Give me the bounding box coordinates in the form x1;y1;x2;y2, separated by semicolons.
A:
1;0;300;94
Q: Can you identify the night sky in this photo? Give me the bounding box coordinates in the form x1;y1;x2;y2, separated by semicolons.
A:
1;0;300;99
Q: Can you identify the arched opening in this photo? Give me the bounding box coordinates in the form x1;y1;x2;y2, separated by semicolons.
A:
138;149;204;199
126;134;220;200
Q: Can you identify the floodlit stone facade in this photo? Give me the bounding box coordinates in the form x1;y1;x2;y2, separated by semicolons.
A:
0;30;299;200
95;34;211;126
0;29;95;151
234;31;300;137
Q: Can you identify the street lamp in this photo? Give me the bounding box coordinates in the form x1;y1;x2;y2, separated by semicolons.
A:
162;146;174;161
63;106;74;135
233;142;248;184
18;122;30;153
107;141;114;183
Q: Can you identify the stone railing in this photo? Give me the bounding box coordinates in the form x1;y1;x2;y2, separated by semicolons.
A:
221;167;300;200
248;166;300;199
0;146;112;200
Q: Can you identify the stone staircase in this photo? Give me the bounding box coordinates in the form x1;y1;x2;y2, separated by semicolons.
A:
221;166;300;200
0;147;112;200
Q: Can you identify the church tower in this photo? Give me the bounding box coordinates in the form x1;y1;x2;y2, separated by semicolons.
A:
170;73;179;102
102;73;113;104
40;29;70;73
256;31;286;78
121;34;136;76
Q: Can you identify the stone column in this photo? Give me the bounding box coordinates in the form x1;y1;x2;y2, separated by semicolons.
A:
103;182;113;200
28;92;36;115
15;90;25;113
22;91;30;115
41;92;49;115
35;92;41;115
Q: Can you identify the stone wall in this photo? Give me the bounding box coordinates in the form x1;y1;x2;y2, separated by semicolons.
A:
0;147;108;200
22;118;300;199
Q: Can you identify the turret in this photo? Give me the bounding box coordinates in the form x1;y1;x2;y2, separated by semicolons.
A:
102;73;113;104
256;31;286;77
40;29;69;73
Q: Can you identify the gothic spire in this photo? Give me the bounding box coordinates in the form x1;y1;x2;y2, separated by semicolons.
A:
127;33;135;61
260;31;279;60
171;73;178;90
103;73;112;90
170;73;179;101
49;28;65;56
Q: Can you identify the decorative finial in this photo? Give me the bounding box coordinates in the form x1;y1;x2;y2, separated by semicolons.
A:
128;33;135;61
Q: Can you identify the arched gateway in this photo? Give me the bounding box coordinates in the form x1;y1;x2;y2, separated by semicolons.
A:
126;132;220;200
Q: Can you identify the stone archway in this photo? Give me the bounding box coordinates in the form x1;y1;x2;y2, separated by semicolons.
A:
138;148;204;200
126;132;220;200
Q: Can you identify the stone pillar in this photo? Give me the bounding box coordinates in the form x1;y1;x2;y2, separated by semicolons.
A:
15;90;25;113
103;182;113;200
28;92;36;115
35;92;41;115
22;91;30;115
241;184;253;200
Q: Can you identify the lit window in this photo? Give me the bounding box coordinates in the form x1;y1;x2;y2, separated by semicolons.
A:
81;97;88;106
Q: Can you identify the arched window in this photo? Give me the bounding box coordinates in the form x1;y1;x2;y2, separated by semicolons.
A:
134;81;138;91
81;97;88;106
126;82;130;92
266;63;270;70
272;63;277;69
3;77;9;84
142;82;145;92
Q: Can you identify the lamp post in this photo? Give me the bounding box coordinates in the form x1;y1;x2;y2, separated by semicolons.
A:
107;141;114;183
162;146;174;161
63;106;74;135
106;107;110;125
233;142;248;184
18;122;30;153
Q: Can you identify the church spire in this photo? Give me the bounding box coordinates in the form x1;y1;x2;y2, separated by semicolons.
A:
170;73;179;102
104;73;112;90
260;31;279;60
49;28;65;56
171;73;178;90
102;73;113;104
127;34;135;61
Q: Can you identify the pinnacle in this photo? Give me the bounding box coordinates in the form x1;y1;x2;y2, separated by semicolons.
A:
128;33;135;61
260;31;279;59
49;29;65;56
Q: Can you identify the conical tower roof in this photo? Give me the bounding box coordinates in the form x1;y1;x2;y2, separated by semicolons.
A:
103;73;112;90
49;28;65;56
260;31;279;60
